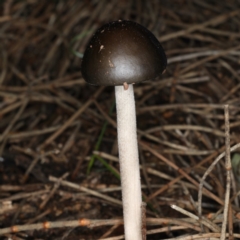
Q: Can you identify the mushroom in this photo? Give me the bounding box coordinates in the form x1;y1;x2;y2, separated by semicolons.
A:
81;20;167;240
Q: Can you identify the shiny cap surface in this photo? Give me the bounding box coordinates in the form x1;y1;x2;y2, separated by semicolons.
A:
81;20;167;86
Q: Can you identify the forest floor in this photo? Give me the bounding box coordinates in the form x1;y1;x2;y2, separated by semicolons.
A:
1;0;240;239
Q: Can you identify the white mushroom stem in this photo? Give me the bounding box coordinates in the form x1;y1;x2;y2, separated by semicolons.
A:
115;84;142;240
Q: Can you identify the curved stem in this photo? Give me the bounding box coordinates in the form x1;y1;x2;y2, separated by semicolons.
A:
115;84;142;240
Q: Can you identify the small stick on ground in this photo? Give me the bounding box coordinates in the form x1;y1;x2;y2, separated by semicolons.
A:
220;105;231;240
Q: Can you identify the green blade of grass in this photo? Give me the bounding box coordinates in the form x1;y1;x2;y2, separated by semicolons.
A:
94;154;120;180
86;100;159;214
70;30;93;58
87;100;115;174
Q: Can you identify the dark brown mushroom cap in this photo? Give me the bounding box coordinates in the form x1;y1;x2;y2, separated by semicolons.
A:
81;20;167;86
